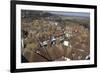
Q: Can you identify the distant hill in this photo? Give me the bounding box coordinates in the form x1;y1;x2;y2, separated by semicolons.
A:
21;10;90;29
21;10;54;18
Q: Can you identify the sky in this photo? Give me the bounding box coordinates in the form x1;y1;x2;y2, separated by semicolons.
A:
49;11;90;17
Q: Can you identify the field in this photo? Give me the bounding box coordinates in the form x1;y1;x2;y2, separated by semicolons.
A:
21;10;90;62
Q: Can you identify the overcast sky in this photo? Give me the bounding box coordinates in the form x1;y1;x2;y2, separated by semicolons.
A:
49;11;90;17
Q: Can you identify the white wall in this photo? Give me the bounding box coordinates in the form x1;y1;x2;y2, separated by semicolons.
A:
0;0;99;73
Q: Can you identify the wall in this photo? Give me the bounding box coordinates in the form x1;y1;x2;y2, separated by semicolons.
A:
0;0;99;73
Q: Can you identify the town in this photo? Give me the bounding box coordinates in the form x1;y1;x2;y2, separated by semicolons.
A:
21;10;90;62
